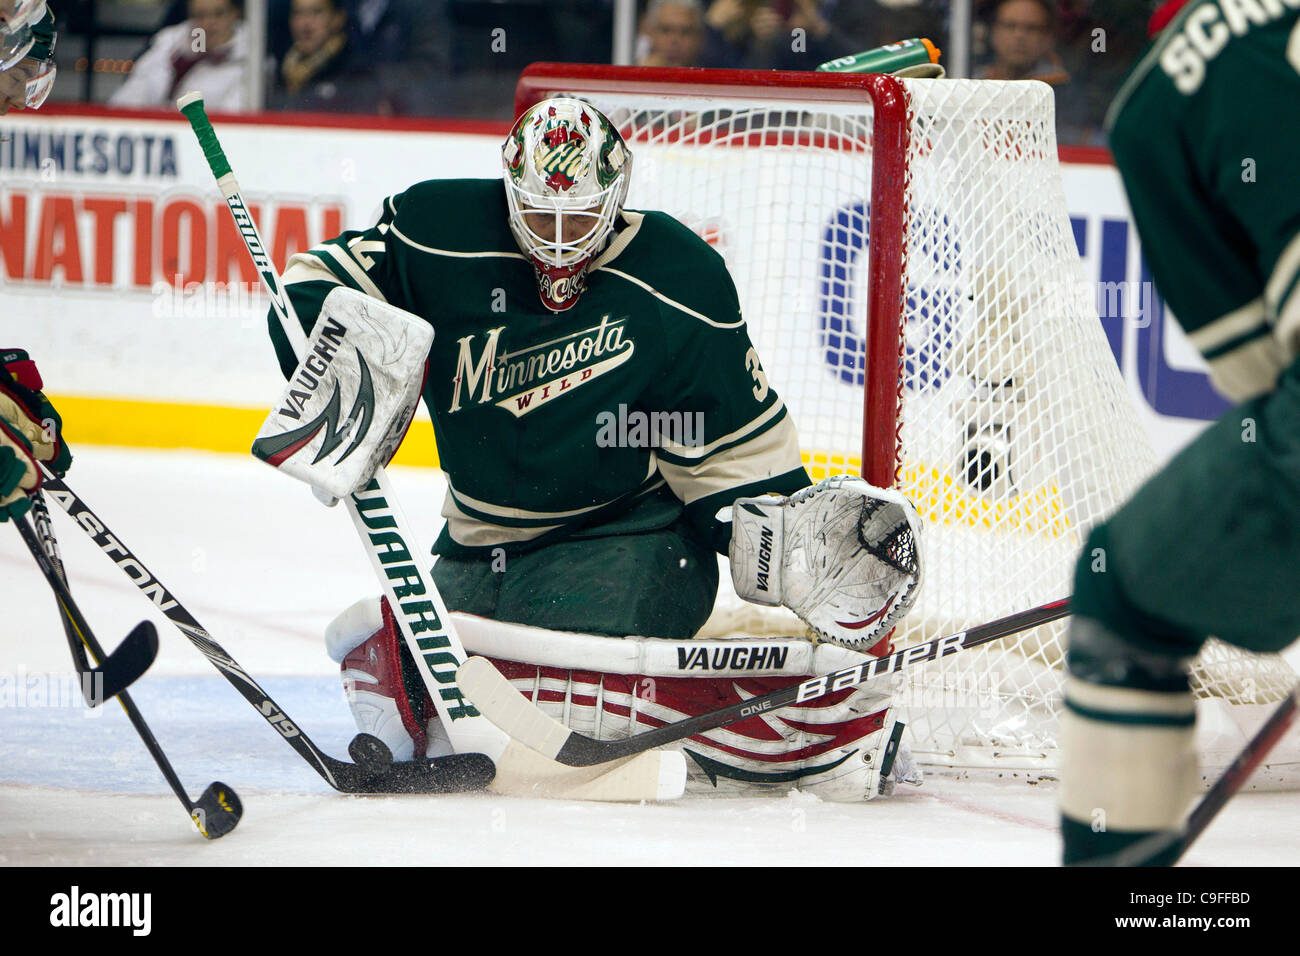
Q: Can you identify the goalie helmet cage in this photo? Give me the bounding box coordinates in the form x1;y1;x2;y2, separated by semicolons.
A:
514;64;1300;787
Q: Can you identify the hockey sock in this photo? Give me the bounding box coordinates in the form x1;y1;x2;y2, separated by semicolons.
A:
1060;616;1196;865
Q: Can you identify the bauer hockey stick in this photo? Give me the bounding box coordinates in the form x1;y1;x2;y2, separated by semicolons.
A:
459;597;1072;767
176;93;684;802
23;494;158;705
14;502;240;838
37;464;494;796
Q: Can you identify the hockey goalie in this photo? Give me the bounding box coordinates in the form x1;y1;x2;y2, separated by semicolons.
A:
262;98;924;801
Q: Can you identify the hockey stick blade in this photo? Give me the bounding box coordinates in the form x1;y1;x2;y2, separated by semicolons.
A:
37;467;494;796
1074;685;1299;867
370;753;497;795
347;732;494;793
345;734;495;794
190;782;243;839
14;512;159;705
16;504;234;836
85;620;160;706
460;598;1071;767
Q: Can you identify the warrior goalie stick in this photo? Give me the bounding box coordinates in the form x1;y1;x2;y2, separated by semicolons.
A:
459;598;1072;767
15;499;240;838
176;93;684;802
1078;684;1299;867
22;494;157;705
37;464;494;796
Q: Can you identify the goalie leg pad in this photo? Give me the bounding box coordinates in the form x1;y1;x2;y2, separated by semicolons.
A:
451;612;921;800
492;658;913;800
328;596;435;762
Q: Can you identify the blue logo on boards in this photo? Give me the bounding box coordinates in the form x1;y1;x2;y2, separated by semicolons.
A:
816;201;1228;422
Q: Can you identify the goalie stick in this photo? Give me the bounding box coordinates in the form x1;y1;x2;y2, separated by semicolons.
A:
21;495;157;705
177;92;684;802
14;501;240;839
36;464;493;796
178;90;506;759
459;597;1072;767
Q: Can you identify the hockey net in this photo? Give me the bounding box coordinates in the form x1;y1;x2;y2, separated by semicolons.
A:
514;66;1300;786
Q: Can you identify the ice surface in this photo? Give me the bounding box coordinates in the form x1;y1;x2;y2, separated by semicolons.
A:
1;447;1297;866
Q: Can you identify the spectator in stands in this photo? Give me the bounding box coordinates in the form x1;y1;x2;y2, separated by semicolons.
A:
110;0;251;110
267;0;295;62
823;0;946;57
350;0;449;73
268;0;385;113
347;0;450;115
1053;0;1152;145
975;0;1069;85
702;0;835;71
638;0;707;68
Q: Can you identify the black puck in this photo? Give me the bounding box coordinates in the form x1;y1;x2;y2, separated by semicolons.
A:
349;733;394;774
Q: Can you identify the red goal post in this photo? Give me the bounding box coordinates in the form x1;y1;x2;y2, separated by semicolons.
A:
511;63;1300;784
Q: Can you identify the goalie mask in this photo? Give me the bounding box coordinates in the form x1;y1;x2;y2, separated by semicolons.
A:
0;0;46;70
502;98;631;312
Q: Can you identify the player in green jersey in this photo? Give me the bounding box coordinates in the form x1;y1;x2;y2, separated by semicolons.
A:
268;97;924;800
1060;0;1300;864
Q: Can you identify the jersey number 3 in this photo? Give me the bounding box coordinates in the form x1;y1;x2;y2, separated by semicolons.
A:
746;347;769;401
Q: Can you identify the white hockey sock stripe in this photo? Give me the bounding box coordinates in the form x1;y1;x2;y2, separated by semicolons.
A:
1060;677;1197;832
1064;677;1196;722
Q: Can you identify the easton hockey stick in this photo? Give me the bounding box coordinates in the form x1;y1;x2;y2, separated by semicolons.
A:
21;495;157;705
1077;684;1299;867
173;94;684;802
459;598;1072;767
13;505;240;838
37;464;494;796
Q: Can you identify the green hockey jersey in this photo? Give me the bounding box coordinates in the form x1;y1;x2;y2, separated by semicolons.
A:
268;179;810;556
1107;0;1300;401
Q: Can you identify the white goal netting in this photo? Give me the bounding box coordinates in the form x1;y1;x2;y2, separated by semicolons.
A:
523;71;1299;785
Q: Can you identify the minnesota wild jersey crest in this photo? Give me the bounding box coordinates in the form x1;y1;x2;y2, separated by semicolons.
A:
449;315;636;418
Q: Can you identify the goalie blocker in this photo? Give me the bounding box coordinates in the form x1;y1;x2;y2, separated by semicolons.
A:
325;597;922;801
252;287;433;500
